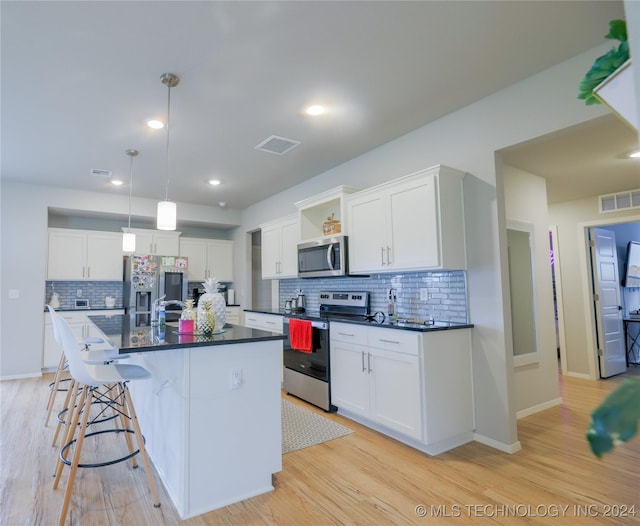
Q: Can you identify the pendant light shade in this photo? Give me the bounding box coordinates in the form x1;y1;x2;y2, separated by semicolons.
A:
157;200;177;231
123;149;139;252
122;231;136;252
156;72;179;231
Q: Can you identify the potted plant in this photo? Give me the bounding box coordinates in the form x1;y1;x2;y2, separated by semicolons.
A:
578;19;637;130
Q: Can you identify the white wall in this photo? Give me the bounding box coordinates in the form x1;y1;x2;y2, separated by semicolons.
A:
504;166;561;415
549;199;640;377
233;44;615;450
0;182;240;379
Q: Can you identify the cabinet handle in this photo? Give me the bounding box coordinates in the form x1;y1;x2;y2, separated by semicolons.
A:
266;321;276;325
87;266;90;278
367;352;372;373
361;351;366;372
378;339;400;344
386;246;392;265
381;247;385;266
337;332;355;337
82;266;85;278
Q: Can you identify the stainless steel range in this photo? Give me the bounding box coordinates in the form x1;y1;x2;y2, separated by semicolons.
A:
283;291;369;411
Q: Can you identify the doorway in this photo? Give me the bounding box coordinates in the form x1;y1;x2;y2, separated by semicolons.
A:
583;221;640;378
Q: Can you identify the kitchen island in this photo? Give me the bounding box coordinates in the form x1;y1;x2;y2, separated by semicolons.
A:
89;314;285;520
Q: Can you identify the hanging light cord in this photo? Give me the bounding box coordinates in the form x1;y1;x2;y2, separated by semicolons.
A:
165;80;172;202
127;153;134;229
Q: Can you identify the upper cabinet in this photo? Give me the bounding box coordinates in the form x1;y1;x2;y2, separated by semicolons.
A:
130;228;181;255
260;214;299;279
347;165;466;274
295;186;360;242
179;238;234;283
47;228;123;280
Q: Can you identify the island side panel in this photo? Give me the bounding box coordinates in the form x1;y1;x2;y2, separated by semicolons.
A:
187;339;283;518
126;348;190;517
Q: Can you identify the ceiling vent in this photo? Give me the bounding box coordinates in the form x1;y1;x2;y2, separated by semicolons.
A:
599;188;640;213
254;135;301;155
90;168;113;178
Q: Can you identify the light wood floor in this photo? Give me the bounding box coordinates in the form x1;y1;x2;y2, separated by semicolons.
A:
1;372;638;525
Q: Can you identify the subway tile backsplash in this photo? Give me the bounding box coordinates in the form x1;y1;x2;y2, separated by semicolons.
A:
45;281;124;310
280;271;468;322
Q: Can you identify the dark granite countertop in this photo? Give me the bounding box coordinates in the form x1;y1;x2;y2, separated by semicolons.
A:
89;314;285;354
243;308;472;332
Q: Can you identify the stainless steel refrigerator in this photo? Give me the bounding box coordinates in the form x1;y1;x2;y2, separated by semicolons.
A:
123;254;189;326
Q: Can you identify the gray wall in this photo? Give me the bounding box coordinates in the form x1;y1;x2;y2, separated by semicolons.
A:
233;43;616;451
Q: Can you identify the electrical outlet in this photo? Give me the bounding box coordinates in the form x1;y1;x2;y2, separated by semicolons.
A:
229;368;242;390
76;289;83;298
420;288;429;301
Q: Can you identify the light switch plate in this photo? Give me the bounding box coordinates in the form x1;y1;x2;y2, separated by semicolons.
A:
420;288;429;301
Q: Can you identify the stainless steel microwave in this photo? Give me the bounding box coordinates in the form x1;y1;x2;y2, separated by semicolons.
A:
297;235;348;278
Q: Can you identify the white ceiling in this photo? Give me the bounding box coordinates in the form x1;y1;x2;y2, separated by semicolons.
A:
2;1;636;212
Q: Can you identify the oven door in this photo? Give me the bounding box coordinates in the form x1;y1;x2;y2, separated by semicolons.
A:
283;317;329;381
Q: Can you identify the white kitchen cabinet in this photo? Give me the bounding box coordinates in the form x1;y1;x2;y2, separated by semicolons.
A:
243;311;283;333
43;309;123;370
330;323;423;441
225;306;240;325
295;186;360;241
260;214;298;279
47;228;123;280
130;228;181;255
243;310;284;383
179;237;234;282
331;322;473;454
346;165;466;274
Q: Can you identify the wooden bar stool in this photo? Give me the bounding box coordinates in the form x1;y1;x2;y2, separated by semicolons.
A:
50;312;160;526
45;305;129;427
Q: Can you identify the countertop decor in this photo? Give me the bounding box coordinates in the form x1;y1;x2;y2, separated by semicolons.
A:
89;314;285;353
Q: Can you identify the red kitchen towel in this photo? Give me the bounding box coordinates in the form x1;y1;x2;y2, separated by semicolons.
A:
289;318;312;353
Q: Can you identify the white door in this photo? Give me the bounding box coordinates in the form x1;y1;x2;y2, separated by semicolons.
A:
591;227;626;377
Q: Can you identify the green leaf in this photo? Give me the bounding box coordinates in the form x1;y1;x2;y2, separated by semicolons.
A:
577;19;629;105
605;19;627;43
586;378;640;457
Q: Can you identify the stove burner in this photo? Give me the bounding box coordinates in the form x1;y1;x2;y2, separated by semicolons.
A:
364;311;386;324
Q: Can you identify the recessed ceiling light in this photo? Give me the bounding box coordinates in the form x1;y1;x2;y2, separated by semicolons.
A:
305;105;326;116
147;119;164;129
629;150;640;158
208;179;221;186
218;201;227;208
111;179;124;186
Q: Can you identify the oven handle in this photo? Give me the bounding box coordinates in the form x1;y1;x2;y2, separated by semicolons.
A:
284;318;328;330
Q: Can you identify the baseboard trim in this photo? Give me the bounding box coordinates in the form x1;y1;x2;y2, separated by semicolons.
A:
516;397;563;419
473;433;522;454
1;372;42;381
563;371;593;380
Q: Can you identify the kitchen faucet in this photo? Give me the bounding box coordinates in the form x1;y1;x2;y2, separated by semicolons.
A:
151;295;166;325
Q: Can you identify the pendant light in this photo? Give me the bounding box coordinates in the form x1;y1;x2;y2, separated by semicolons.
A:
157;72;179;230
122;148;139;252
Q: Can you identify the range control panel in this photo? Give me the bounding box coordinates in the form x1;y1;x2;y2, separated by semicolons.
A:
318;291;369;308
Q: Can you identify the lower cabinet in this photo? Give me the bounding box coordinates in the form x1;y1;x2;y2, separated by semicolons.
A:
330;322;473;455
330;323;422;440
43;310;124;370
225;306;240;325
242;311;283;333
243;310;284;383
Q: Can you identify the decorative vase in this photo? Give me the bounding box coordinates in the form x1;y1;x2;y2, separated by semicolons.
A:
179;299;196;334
197;277;226;331
197;300;216;334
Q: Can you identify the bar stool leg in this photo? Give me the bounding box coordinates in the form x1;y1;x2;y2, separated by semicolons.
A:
57;386;92;526
53;381;84;487
45;352;68;427
122;382;161;507
52;378;79;448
